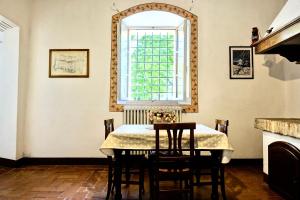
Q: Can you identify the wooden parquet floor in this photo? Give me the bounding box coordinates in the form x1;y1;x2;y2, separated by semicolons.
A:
0;164;284;200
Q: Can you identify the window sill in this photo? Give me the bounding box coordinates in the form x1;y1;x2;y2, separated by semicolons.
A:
117;100;190;106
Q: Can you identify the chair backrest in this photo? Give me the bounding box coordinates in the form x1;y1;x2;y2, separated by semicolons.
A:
215;119;229;135
104;119;114;139
153;123;196;157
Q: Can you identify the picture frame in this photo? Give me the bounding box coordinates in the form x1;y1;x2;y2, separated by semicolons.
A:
49;49;89;78
229;46;253;79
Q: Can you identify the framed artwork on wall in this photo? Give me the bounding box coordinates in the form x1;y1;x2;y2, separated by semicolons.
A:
229;46;253;79
49;49;89;78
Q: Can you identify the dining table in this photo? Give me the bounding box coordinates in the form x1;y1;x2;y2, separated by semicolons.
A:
100;124;234;200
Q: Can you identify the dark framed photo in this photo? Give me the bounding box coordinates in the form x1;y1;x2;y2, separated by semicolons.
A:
49;49;89;78
229;46;253;79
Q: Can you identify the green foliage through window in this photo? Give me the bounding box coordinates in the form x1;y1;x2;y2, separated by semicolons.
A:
129;30;176;101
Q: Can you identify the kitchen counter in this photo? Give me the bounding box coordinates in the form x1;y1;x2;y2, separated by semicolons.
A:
255;118;300;175
255;118;300;139
255;118;300;199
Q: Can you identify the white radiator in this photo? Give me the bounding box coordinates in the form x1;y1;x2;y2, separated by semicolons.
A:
123;105;182;124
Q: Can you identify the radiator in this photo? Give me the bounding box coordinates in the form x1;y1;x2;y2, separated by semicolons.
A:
123;105;182;124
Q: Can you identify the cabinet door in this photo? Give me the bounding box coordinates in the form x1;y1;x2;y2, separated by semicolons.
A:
269;141;300;200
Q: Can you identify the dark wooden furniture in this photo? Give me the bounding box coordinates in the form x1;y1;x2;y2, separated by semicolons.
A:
104;119;114;200
268;141;300;200
104;119;145;200
149;122;196;200
104;119;114;139
109;124;224;200
194;119;229;200
215;119;229;135
251;16;300;63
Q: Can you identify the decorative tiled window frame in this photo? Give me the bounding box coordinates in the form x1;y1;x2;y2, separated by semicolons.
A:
109;3;198;113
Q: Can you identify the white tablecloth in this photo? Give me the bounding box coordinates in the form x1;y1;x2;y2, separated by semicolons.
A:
100;124;234;164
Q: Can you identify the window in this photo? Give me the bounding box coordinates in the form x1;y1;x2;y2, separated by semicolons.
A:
127;29;176;101
119;11;190;104
110;3;198;112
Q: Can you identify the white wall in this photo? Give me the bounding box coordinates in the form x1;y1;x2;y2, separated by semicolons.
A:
285;77;300;116
268;0;300;32
262;0;300;117
0;31;3;42
0;0;32;159
0;32;3;61
21;0;286;158
0;27;20;160
282;58;300;117
280;0;300;117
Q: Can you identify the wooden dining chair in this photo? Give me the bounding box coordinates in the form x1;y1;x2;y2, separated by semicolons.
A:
104;119;145;200
194;119;229;200
149;122;196;200
104;119;115;200
215;119;229;135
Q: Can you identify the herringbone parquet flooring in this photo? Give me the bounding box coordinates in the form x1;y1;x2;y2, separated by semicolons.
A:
0;164;283;200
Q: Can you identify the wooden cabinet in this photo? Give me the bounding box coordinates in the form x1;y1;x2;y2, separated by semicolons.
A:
252;17;300;63
268;141;300;200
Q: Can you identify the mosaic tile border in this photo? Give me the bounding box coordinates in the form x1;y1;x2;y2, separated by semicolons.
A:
109;3;198;113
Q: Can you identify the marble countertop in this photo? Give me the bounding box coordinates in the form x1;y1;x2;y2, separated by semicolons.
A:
255;118;300;139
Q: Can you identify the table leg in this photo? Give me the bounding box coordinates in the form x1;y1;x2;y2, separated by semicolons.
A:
114;150;123;200
211;151;221;200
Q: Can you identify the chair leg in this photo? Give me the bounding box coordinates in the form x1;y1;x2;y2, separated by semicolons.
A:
220;165;227;200
154;167;159;200
125;151;131;185
180;178;183;190
195;150;201;184
195;169;201;185
142;167;145;193
149;169;154;200
155;179;159;200
125;165;130;185
189;171;194;200
139;165;144;200
189;185;193;200
106;161;113;200
183;179;189;200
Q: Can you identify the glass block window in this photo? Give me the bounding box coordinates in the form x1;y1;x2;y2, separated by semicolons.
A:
118;19;191;105
128;30;176;101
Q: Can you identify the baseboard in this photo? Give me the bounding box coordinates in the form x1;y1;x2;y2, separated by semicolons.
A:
1;157;262;168
263;172;268;183
0;157;22;167
0;157;108;167
23;157;108;165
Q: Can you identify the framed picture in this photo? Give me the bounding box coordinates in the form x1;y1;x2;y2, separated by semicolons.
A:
49;49;89;78
229;46;253;79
